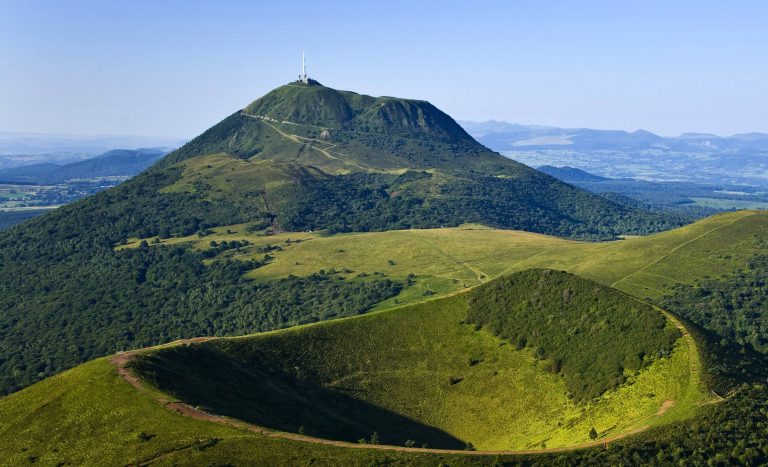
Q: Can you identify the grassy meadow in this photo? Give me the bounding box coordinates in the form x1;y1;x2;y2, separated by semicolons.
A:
120;209;767;305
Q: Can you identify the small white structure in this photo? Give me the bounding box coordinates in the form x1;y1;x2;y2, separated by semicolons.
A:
298;51;309;84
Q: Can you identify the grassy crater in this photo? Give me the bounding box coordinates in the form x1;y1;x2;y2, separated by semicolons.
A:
130;271;704;451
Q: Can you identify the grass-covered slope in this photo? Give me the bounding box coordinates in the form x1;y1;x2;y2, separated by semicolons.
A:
466;270;680;401
129;272;700;451
1;353;765;466
128;209;764;306
159;81;680;238
165;82;495;172
0;82;688;395
210;209;764;301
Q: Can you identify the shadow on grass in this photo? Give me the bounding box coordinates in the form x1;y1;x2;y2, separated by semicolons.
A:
130;345;465;449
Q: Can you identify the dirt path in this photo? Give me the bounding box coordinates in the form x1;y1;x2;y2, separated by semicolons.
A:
112;343;674;458
240;112;368;172
656;400;675;416
409;232;489;283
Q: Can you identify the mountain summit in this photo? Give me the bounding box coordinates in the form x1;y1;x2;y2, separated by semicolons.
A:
245;82;471;139
151;81;678;236
165;82;499;173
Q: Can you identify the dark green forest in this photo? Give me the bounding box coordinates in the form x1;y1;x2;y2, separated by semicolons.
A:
661;254;768;354
465;269;680;401
0;184;401;394
0;147;688;395
278;170;689;239
0;209;48;230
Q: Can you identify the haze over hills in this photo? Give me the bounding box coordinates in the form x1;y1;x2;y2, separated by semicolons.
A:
537;165;608;183
462;121;768;186
539;165;768;213
3;0;768;462
0;148;167;184
0;131;184;161
461;120;768;152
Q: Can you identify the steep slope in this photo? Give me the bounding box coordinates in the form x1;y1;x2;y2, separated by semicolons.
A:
164;82;493;172
156;81;682;237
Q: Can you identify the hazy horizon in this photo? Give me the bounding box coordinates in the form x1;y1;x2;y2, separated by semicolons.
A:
4;118;767;143
1;1;766;138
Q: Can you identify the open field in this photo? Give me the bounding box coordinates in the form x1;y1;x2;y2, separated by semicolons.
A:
120;210;767;305
690;197;768;210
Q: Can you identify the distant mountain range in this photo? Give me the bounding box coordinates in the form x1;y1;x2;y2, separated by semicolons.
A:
0;148;168;184
461;121;768;186
461;121;768;152
0;131;185;158
537;165;607;183
537;165;768;213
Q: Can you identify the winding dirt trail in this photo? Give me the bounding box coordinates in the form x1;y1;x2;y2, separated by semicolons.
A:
111;340;677;458
240;112;369;172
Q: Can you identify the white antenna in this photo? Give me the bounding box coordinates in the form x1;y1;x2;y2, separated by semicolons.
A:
299;51;308;84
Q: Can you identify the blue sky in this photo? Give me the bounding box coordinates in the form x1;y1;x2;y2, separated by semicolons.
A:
0;0;766;138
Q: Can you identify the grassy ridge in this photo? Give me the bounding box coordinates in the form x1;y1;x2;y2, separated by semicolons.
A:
0;82;692;393
0;211;762;464
135;210;767;303
0;353;755;466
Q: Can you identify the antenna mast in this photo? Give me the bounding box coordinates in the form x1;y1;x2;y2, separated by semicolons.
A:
299;51;308;84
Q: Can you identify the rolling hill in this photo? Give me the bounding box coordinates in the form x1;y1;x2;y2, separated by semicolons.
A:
3;80;768;465
0;81;688;395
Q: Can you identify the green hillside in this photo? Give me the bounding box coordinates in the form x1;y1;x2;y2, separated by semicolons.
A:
0;82;688;395
2;350;764;465
2;212;768;464
158;81;680;239
129;271;697;451
130;209;766;303
0;271;705;464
